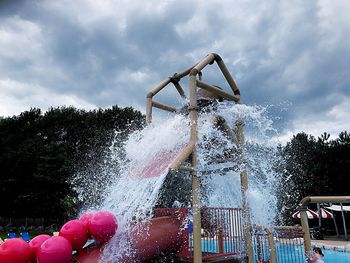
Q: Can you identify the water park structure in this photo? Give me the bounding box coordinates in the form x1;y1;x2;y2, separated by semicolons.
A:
144;53;252;263
74;53;350;263
78;53;253;263
2;53;350;263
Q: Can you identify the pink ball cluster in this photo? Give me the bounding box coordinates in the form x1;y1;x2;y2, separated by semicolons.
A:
0;211;117;263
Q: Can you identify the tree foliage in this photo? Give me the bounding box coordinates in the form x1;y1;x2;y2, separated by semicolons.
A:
0;106;144;222
276;131;350;225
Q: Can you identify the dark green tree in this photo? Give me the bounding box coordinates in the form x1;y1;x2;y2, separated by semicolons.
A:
0;106;144;223
276;131;350;225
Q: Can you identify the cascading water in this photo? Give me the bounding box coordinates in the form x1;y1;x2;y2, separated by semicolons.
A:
75;101;281;262
198;103;280;227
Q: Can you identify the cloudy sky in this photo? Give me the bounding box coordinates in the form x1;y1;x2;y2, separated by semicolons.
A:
0;0;349;140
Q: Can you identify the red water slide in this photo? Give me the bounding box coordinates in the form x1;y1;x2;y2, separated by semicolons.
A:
73;216;184;263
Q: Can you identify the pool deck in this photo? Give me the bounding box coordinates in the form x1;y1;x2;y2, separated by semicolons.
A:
312;238;350;252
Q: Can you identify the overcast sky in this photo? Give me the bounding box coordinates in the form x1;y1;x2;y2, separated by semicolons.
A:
0;0;349;140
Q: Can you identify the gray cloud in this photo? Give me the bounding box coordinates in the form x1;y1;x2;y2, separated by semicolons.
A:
0;0;349;139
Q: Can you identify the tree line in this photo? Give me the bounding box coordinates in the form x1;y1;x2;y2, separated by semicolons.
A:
0;106;144;223
0;105;349;225
276;131;350;225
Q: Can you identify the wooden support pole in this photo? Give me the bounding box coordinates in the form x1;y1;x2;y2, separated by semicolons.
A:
300;207;312;263
169;142;195;170
146;97;153;124
236;118;253;263
173;82;186;98
148;78;172;97
152;101;177;112
197;80;240;102
189;73;202;263
216;58;240;96
267;227;277;263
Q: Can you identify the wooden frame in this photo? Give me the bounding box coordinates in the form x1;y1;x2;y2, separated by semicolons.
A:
146;53;253;263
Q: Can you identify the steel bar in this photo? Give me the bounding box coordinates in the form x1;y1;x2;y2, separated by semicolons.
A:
340;203;348;240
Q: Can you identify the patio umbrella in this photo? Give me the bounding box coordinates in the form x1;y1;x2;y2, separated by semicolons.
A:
292;208;318;219
319;208;333;219
317;204;338;237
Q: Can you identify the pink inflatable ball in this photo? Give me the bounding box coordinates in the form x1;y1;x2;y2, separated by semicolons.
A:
29;234;51;262
37;236;72;263
0;238;32;263
59;219;89;251
79;211;95;227
88;211;118;243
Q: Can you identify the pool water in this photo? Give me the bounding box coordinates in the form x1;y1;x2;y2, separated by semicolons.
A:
323;249;350;263
276;247;350;263
202;240;350;262
274;243;350;263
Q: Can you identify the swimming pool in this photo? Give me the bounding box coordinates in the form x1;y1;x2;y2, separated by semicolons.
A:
323;249;350;263
201;240;350;262
275;245;350;263
274;243;350;263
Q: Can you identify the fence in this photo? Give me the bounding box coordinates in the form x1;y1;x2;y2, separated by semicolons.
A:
253;226;305;263
154;207;245;261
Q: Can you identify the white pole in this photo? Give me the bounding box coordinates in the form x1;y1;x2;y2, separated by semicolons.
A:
317;203;321;228
340;203;347;240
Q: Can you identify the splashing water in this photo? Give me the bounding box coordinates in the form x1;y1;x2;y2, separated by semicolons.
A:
76;101;281;261
99;114;190;262
199;103;280;227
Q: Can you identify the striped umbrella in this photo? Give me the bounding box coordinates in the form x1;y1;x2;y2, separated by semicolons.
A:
292;208;318;219
319;208;333;219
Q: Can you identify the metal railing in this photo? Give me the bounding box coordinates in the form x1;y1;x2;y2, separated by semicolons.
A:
253;226;305;263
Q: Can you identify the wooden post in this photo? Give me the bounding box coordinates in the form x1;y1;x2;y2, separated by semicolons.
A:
218;217;224;254
267;227;277;263
146;97;152;124
300;206;312;263
236;119;253;263
189;73;202;263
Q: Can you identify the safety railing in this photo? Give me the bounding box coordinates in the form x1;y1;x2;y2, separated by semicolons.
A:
182;207;244;261
153;207;245;261
253;226;305;263
274;227;305;263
